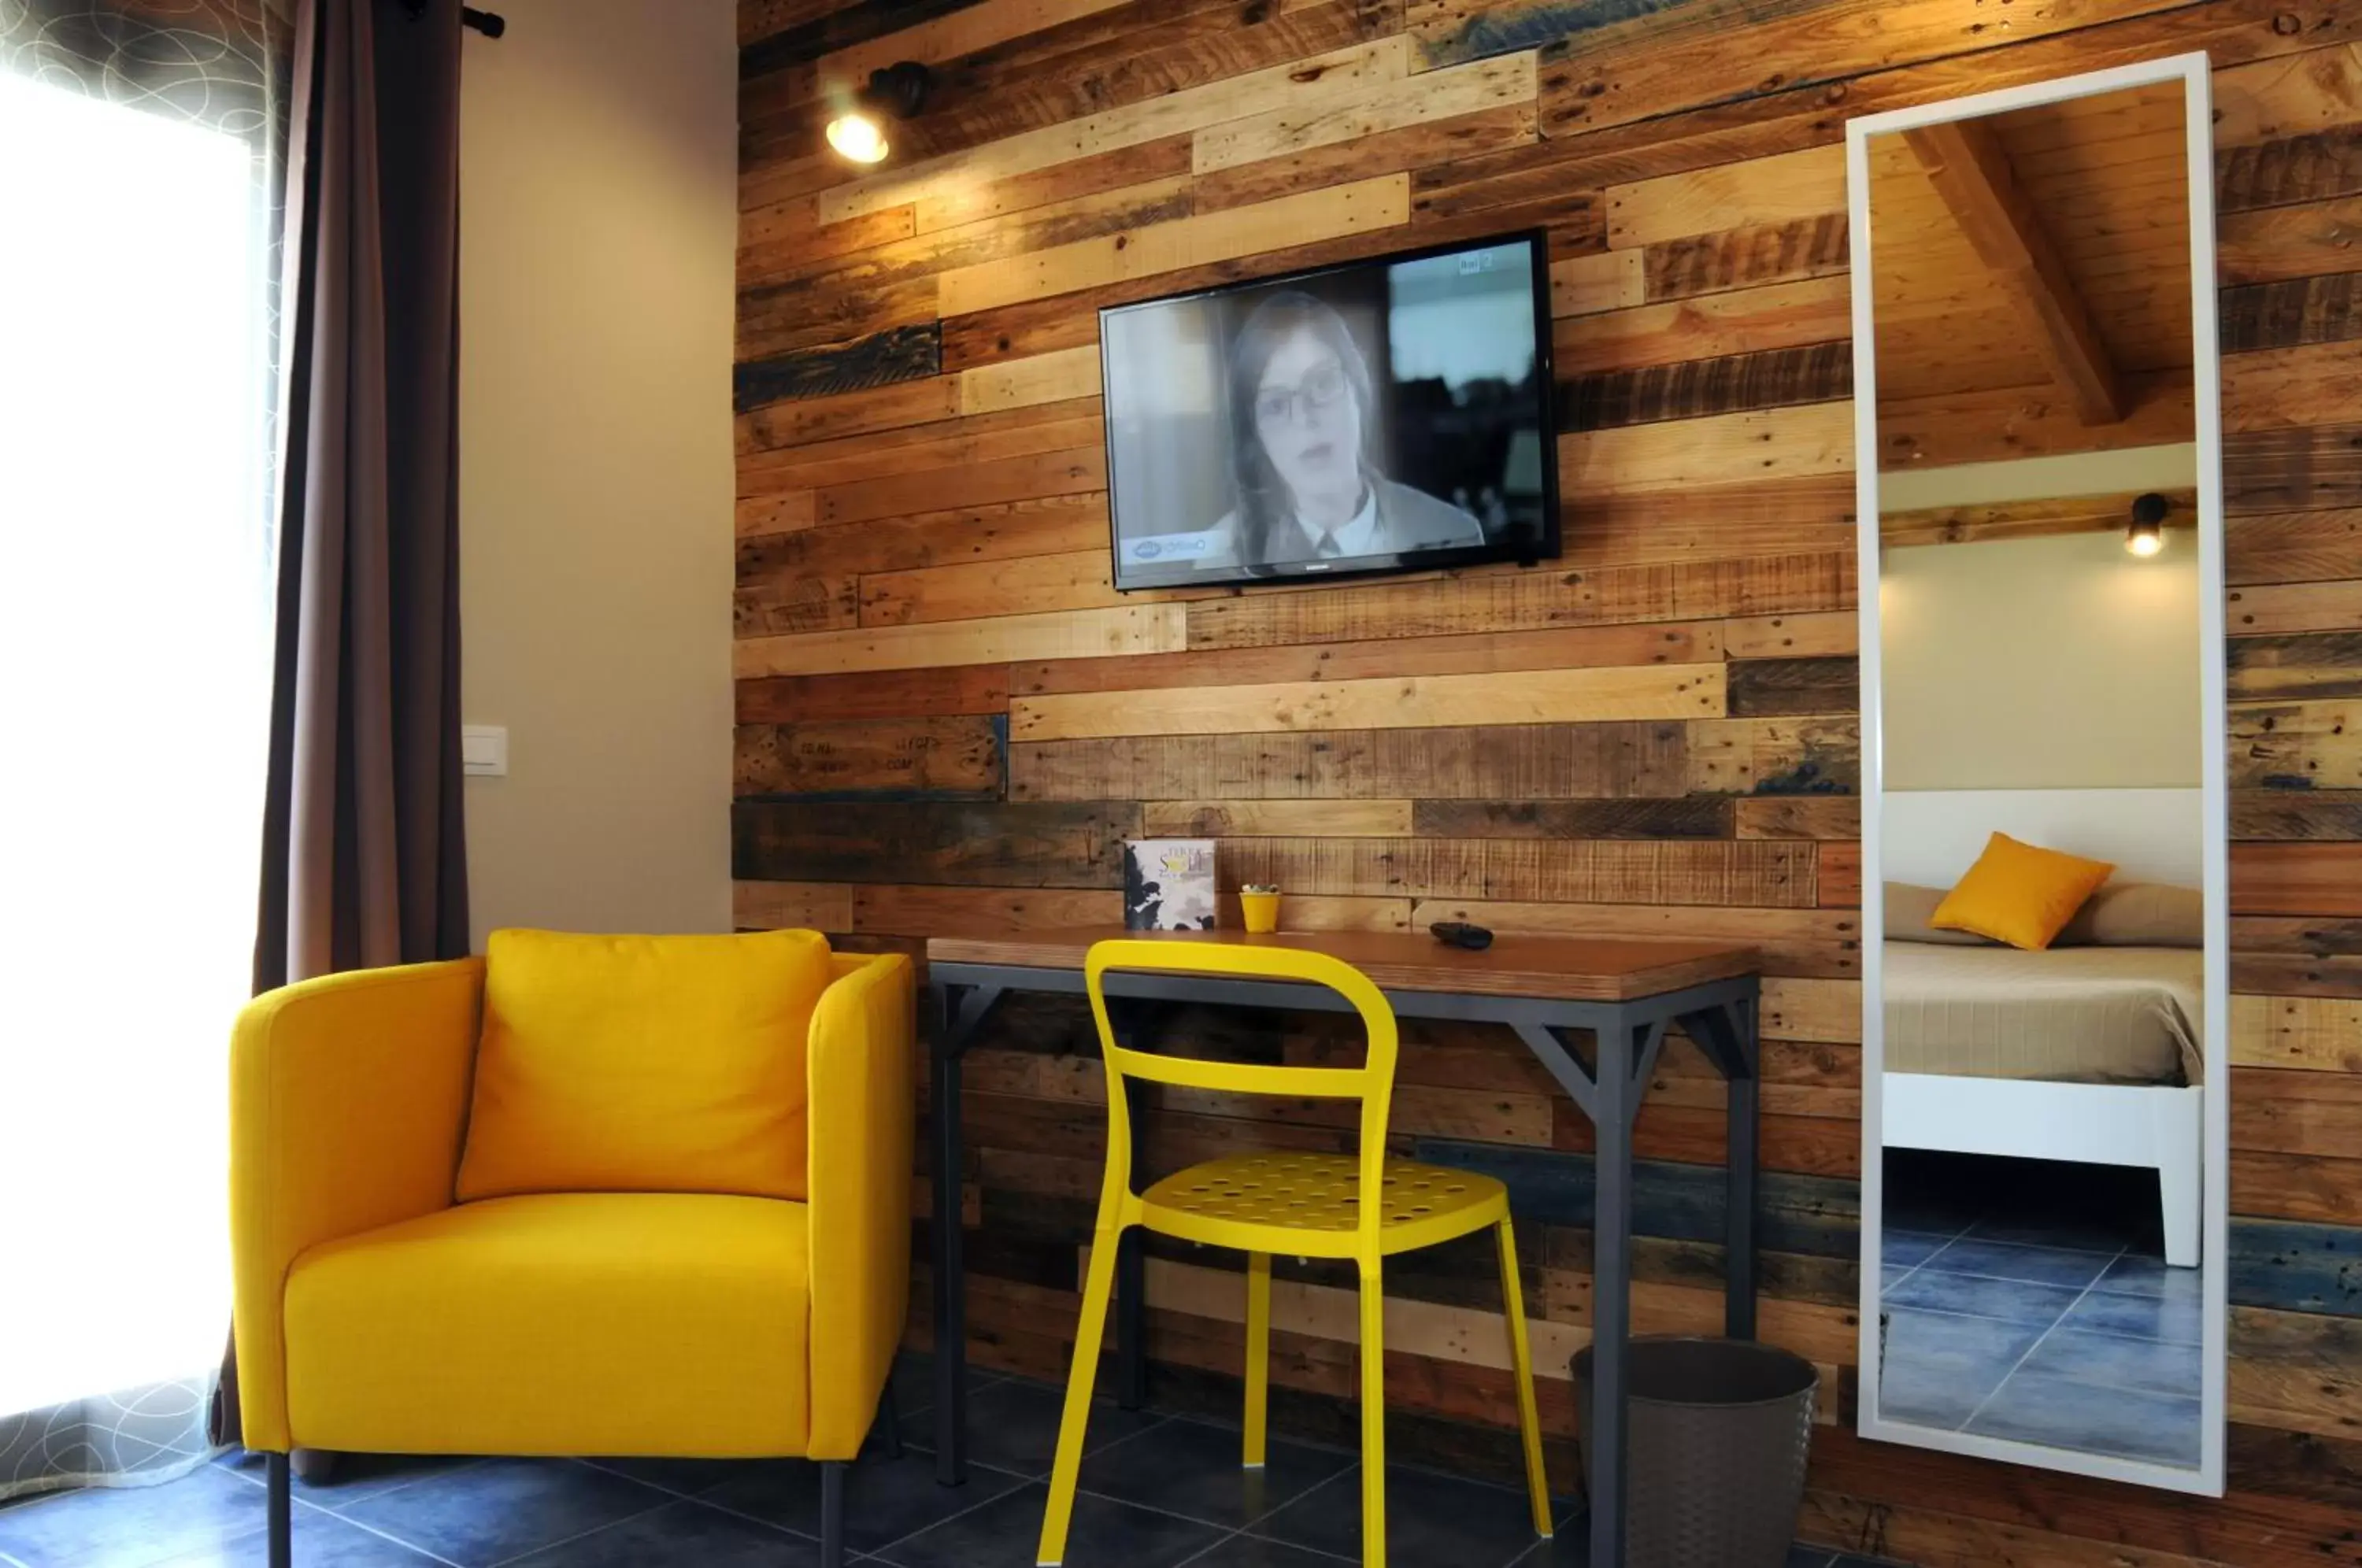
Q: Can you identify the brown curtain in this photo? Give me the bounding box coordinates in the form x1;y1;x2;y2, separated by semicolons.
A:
214;0;469;1450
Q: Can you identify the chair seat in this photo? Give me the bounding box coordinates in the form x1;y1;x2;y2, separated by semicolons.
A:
283;1192;810;1458
1141;1153;1508;1256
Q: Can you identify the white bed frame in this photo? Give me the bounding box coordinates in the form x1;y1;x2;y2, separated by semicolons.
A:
1850;52;2231;1497
1880;789;2206;1270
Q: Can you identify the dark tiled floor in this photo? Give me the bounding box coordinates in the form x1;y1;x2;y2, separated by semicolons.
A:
1876;1154;2202;1469
0;1355;1908;1568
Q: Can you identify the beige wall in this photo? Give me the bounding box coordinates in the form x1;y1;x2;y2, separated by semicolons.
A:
457;0;737;943
1880;529;2202;790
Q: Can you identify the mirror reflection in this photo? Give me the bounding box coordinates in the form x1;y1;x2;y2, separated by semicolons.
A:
1862;73;2215;1474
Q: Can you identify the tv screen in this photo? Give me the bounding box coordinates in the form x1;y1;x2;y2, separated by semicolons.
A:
1101;231;1559;592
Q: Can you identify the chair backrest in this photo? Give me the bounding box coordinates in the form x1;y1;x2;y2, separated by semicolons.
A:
1083;939;1401;1240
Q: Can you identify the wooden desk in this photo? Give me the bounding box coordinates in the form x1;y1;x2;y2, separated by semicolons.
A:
924;927;1762;1568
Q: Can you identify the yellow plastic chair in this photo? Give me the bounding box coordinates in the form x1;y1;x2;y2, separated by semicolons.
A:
1037;940;1553;1567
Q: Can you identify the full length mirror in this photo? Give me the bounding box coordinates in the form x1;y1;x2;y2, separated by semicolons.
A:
1849;55;2229;1492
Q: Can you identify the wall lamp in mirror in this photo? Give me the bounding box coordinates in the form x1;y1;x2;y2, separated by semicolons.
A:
826;61;931;165
2127;492;2171;557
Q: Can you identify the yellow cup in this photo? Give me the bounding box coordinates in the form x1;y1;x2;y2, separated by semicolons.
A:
1239;889;1282;934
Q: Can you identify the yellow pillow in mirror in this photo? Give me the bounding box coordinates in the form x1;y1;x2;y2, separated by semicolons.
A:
1928;833;2116;951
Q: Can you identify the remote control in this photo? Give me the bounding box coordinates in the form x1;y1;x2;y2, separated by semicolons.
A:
1429;921;1494;951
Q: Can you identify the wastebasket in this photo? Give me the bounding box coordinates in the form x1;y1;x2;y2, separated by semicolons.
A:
1573;1337;1818;1568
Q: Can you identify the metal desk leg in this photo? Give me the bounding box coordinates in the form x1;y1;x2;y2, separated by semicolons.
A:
930;982;968;1485
1727;1056;1759;1341
1589;1011;1637;1568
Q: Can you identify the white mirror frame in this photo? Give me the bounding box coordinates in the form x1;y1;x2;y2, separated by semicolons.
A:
1847;50;2230;1496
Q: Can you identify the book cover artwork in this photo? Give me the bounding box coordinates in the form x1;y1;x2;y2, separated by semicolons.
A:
1124;839;1217;930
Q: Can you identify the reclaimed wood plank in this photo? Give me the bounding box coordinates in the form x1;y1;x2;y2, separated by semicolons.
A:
735;603;1187;678
1646;215;1850;302
1563;402;1854;493
1723;611;1857;659
1686;716;1862;797
733;324;942;412
1606;145;1848;250
2230;632;2362;701
1557;479;1857;568
1194;102;1541;216
1186;553;1856;651
1011;662;1726;741
1009;721;1693;802
731;879;855;932
2222;272;2362;358
2233;790;2362;840
850;882;1125;935
936;175;1412;315
1725;657;1858;719
1736;796;1861;841
2227;421;2362;515
1411;897;1860;978
1141;799;1416;837
1551;248;1647;317
960;344;1104;415
739;375;963;453
1194;50;1538;173
2229;507;2362;585
2230;700;2362;786
1214;836;1816;906
2227;339;2362;431
1554;274;1852;376
1410;797;1737;839
731;799;1141;887
1564;342;1853;431
735;664;1013;725
1015;621;1722;697
733;715;1004;798
2234;841;2362;915
2228;580;2362;635
2234;994;2362;1071
737;401;1102;494
818;37;1410;224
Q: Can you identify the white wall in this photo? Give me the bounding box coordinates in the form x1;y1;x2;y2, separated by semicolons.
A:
457;0;737;943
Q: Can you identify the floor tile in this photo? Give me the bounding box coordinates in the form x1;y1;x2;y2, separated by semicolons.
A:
904;1378;1167;1478
144;1507;442;1566
216;1450;477;1513
873;1481;1223;1568
1883;1231;1953;1268
1966;1212;2142;1253
1966;1370;2201;1468
1176;1534;1350;1568
2092;1255;2201;1302
1079;1418;1350;1531
694;1446;1026;1555
1881;1269;2083;1328
1875;1309;2043;1430
1916;1240;2116;1291
0;1464;265;1568
499;1498;825;1566
2063;1287;2202;1346
2020;1328;2202;1400
337;1458;668;1567
1252;1463;1549;1568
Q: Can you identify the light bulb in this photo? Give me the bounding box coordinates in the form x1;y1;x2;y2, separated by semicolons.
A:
827;112;887;165
2125;522;2164;557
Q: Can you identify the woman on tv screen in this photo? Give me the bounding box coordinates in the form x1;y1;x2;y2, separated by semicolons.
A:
1202;291;1484;571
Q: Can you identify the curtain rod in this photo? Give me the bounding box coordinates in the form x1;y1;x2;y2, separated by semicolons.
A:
401;1;506;38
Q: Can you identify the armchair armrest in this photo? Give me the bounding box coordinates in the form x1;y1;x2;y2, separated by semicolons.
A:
230;957;483;1451
805;951;916;1459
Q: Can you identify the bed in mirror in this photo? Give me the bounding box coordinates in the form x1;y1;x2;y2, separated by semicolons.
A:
1846;54;2229;1494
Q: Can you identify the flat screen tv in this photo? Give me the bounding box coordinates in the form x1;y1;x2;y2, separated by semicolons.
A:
1100;231;1559;592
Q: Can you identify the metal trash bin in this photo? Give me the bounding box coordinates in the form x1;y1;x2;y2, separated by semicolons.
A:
1574;1336;1819;1568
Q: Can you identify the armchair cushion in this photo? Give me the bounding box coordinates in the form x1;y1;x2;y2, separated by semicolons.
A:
456;929;832;1201
283;1192;809;1456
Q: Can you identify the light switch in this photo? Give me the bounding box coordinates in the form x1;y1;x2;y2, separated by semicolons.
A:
461;724;508;777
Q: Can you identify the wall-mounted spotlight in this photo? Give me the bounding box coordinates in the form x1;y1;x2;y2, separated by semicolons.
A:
2125;491;2169;557
826;61;931;165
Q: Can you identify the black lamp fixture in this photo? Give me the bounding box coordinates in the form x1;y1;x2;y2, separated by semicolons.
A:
827;61;931;165
2126;491;2170;558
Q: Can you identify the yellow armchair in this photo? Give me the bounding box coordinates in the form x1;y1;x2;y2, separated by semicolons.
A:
229;941;914;1568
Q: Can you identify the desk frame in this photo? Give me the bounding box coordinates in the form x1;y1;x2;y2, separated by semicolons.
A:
927;960;1760;1568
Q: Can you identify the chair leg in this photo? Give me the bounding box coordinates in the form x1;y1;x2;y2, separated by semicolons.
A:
1038;1223;1124;1567
1495;1217;1553;1538
1243;1251;1272;1469
1358;1260;1386;1568
820;1460;847;1568
266;1452;291;1568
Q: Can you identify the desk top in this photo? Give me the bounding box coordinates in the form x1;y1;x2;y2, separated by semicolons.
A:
924;926;1758;1003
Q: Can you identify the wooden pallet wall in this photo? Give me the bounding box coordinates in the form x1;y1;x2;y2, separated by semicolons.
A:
731;3;2362;1562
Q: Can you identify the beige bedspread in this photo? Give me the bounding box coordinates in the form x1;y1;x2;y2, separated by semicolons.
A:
1883;943;2203;1085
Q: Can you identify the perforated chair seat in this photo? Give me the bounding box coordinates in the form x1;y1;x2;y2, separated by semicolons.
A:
1142;1153;1509;1257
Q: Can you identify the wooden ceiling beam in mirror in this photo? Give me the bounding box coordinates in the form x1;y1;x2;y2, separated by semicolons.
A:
1901;117;2130;426
1880;485;2197;547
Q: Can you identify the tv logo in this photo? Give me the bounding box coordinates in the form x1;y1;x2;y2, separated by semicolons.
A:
1130;532;1212;560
